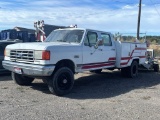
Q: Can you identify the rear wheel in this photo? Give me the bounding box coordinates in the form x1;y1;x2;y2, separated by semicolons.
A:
127;61;138;78
153;64;159;72
12;72;34;85
48;67;74;96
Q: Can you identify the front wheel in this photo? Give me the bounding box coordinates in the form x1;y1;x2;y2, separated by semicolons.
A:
12;72;34;85
48;67;74;96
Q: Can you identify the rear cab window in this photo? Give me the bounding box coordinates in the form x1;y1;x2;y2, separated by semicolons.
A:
101;33;112;46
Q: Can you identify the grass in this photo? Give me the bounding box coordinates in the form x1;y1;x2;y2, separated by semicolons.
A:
16;86;25;92
77;103;85;110
149;45;160;57
142;96;151;100
1;87;8;89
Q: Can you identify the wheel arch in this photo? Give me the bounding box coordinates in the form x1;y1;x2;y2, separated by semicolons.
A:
131;57;140;65
132;58;139;64
54;59;76;73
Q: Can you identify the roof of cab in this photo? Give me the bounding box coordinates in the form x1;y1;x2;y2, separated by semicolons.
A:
54;28;111;34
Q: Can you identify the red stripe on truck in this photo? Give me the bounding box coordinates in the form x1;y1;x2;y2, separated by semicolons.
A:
120;47;146;66
82;62;115;69
108;57;116;61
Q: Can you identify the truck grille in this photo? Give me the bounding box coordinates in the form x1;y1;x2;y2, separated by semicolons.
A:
10;50;34;63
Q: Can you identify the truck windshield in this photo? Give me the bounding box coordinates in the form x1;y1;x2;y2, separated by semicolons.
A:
45;30;84;43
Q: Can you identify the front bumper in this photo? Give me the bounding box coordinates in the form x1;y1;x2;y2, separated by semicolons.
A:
2;61;55;76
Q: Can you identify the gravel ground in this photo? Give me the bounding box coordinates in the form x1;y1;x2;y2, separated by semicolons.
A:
0;70;160;120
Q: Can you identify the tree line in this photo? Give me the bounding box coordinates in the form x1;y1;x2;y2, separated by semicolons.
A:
118;35;160;44
146;36;160;44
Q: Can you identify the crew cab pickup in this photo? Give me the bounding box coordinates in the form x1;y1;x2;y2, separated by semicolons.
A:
2;28;147;96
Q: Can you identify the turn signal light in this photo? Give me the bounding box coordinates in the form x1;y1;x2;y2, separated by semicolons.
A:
42;51;50;60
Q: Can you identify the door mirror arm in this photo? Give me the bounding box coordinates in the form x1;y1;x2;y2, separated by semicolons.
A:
94;39;103;49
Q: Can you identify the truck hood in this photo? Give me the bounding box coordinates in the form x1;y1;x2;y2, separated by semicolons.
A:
6;42;80;50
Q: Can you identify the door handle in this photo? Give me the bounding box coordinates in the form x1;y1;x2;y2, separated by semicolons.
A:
111;48;115;50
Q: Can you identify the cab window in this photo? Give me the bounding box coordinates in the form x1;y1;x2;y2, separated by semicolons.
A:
84;32;98;46
101;33;112;46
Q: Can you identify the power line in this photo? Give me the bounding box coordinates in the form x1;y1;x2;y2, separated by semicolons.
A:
112;0;160;6
111;0;139;5
149;0;160;17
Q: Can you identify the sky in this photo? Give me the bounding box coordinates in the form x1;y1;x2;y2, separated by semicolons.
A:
0;0;160;35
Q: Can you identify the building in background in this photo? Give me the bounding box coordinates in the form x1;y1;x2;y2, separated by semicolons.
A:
14;27;36;42
0;24;68;42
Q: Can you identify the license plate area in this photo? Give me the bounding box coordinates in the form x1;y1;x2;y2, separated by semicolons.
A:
14;67;22;74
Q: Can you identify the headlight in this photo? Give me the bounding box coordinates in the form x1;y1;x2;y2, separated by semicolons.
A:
35;50;50;60
4;49;10;56
34;51;42;59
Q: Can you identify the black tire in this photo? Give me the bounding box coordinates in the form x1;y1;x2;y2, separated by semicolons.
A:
42;79;48;84
153;64;159;72
12;72;34;85
127;61;138;78
48;67;74;96
90;69;102;74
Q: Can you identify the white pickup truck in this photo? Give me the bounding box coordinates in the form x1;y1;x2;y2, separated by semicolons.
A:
2;28;147;96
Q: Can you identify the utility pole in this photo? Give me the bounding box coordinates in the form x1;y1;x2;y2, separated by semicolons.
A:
137;0;142;40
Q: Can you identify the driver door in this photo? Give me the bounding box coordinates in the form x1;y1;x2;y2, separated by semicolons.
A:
82;31;105;70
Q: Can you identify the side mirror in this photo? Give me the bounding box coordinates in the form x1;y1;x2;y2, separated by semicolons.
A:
94;39;103;49
94;44;98;49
